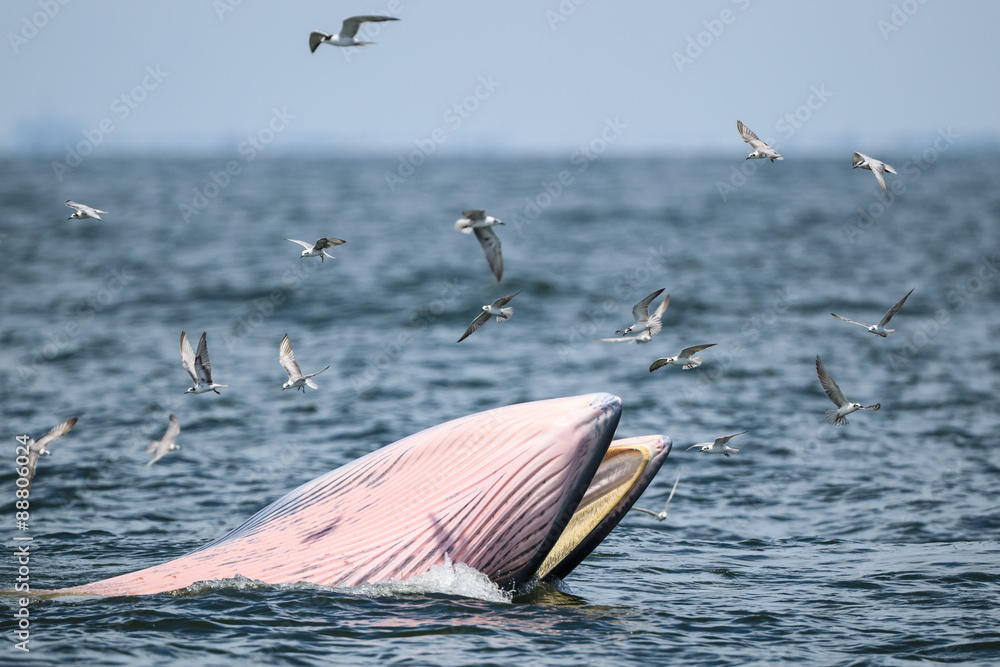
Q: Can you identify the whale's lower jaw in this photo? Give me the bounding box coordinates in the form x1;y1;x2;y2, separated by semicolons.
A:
50;393;666;597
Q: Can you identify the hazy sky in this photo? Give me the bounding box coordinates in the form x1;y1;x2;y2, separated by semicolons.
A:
3;1;999;156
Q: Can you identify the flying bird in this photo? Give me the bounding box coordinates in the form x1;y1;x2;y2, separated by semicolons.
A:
686;431;747;458
147;415;181;466
457;291;521;342
279;334;330;392
284;237;346;262
815;355;880;426
180;331;227;395
649;344;717;371
615;289;667;337
22;417;78;490
632;469;681;521
596;293;670;344
66;200;108;221
309;16;400;51
737;120;783;161
455;209;504;282
831;288;915;337
852;152;897;195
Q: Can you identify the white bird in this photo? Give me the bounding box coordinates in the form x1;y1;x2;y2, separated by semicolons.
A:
615;289;666;336
180;331;227;394
852;152;897;195
649;344;717;371
279;334;330;392
737;120;783;161
66;200;107;221
309;16;400;51
455;209;504;282
457;291;521;342
596;293;670;344
146;414;181;466
632;469;681;521
815;355;880;426
831;288;915;337
686;431;747;458
23;417;78;490
284;237;346;262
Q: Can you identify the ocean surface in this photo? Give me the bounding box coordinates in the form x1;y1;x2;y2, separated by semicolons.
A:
1;152;999;665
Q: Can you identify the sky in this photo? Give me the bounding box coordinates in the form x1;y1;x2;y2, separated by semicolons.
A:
2;1;999;157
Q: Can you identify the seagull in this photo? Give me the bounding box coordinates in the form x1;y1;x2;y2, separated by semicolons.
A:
852;152;897;195
632;469;681;521
180;331;227;394
649;344;717;371
66;200;108;221
455;209;504;282
279;334;330;392
457;291;521;342
831;288;915;337
284;237;346;262
686;431;747;458
596;294;670;344
309;16;400;51
737;120;783;161
23;417;78;490
146;414;181;466
615;289;667;336
815;355;880;426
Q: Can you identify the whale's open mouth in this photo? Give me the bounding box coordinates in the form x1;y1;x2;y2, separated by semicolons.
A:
43;393;670;597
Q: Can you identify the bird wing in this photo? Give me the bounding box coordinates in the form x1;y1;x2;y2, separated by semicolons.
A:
685;443;705;451
649;358;671;372
284;238;313;251
872;164;888;194
195;332;214;384
457;311;492;342
315;237;346;250
180;331;198;383
652;293;671;320
32;417;78;452
25;448;41;488
879;288;914;327
461;209;486;222
162;414;181;445
737;120;759;145
473;226;503;282
341;15;397;38
491;291;521;309
831;313;871;328
309;31;331;53
65;200;83;210
302;365;331;381
679;343;716;358
631;506;660;518
663;469;681;510
279;334;303;380
851;152;868;168
631;288;666;323
816;355;848;408
717;430;748;445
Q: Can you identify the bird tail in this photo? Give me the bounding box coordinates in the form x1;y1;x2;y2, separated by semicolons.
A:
306;379;319;389
454;220;473;233
682;357;702;369
496;307;513;322
647;317;662;337
355;41;375;46
883;164;897;174
826;410;847;425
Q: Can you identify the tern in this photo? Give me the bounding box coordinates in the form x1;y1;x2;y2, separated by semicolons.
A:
831;288;914;337
180;331;227;394
66;200;108;221
309;16;399;52
284;237;346;262
455;209;504;282
279;334;330;392
147;415;181;466
815;355;880;425
737;120;783;161
615;289;666;337
852;152;897;195
22;417;78;490
596;294;670;344
457;291;521;342
686;431;746;458
649;344;717;371
632;469;681;521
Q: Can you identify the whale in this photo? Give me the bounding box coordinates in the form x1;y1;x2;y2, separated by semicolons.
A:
50;393;669;596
